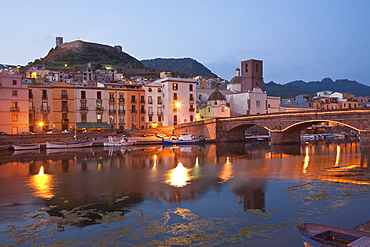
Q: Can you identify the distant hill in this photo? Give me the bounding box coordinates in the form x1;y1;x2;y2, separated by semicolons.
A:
28;40;145;72
265;78;370;98
141;58;218;78
287;78;370;97
264;81;314;99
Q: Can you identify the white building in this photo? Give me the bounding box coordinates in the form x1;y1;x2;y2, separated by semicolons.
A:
155;77;197;126
197;87;230;120
143;82;163;128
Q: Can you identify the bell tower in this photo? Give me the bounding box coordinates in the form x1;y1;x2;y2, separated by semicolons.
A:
241;59;264;92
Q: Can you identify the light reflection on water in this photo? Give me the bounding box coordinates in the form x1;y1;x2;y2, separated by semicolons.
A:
0;140;370;246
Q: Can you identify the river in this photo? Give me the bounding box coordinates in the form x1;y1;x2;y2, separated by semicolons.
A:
0;139;370;246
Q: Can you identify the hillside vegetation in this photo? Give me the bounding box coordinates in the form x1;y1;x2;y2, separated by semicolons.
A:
141;58;218;78
28;44;145;71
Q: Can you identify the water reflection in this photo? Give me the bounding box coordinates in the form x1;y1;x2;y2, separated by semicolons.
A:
165;162;192;187
27;165;55;199
302;146;310;174
1;140;370;246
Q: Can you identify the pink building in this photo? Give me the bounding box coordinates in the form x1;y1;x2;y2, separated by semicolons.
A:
0;74;29;134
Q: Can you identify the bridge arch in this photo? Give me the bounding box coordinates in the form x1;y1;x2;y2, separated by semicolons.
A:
281;119;361;133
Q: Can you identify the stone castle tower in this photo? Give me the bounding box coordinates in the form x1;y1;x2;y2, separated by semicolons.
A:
56;37;63;48
241;59;264;92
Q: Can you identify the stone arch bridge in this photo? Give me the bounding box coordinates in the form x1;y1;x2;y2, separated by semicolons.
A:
172;108;370;148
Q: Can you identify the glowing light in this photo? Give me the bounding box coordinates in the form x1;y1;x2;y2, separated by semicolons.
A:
303;146;310;174
27;166;55;199
174;101;181;109
220;157;233;182
335;145;341;167
165;162;191;187
38;121;44;127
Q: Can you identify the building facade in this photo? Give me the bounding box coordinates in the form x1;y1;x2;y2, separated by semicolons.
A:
156;77;197;126
0;74;29;134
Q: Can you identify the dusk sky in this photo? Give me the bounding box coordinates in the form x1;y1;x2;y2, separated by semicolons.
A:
2;0;370;85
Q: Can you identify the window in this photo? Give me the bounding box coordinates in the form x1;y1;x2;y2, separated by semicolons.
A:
97;91;101;99
132;114;136;122
148;88;152;92
148;96;153;104
190;115;194;121
81;114;87;122
256;64;258;72
131;95;136;103
173;93;178;101
189;94;194;101
81;91;86;99
256;100;261;108
61;90;67;97
42;90;47;99
12;114;18;122
158;116;162;121
173;83;178;90
214;101;217;105
12;80;17;85
12;90;17;96
97;114;102;120
158;88;162;92
189;84;193;91
157;96;162;104
245;64;248;73
119;115;124;123
148;106;153;115
140;95;145;103
149;116;153;122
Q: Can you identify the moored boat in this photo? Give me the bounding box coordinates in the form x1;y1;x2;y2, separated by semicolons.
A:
103;136;135;146
12;144;40;151
162;133;206;145
295;223;370;247
46;139;94;149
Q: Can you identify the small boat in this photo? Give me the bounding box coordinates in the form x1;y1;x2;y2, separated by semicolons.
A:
103;136;135;146
295;223;370;247
12;144;40;151
46;139;95;149
162;133;206;145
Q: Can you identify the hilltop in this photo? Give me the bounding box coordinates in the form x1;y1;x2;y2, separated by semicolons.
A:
27;40;146;72
141;58;218;78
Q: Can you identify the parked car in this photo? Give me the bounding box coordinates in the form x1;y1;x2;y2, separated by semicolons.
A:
82;129;93;133
0;132;8;135
18;131;34;135
46;130;61;134
62;129;74;133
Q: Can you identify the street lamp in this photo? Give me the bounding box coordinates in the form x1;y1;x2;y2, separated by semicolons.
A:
38;121;44;133
174;101;181;125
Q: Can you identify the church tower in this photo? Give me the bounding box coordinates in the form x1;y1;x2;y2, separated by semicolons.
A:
241;59;264;92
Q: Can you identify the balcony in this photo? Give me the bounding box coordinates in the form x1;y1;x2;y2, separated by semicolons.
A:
61;94;68;100
80;106;88;111
140;100;145;104
80;98;87;103
96;99;102;104
148;111;154;116
29;106;35;112
119;98;125;102
131;109;137;113
118;109;125;114
157;100;162;105
109;109;116;114
10;107;20;112
148;100;153;104
41;106;50;112
96;107;104;112
109;98;115;102
140;109;146;114
62;118;69;122
131;100;137;103
61;106;69;112
157;112;163;116
189;107;195;112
